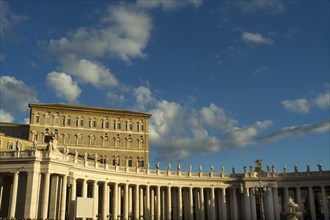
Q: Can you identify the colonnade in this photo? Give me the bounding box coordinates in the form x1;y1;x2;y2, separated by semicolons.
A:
2;170;329;219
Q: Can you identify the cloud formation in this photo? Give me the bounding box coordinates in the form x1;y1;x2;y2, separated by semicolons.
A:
0;109;14;122
0;76;38;113
259;121;330;143
241;32;274;45
234;0;286;14
0;1;27;38
281;85;330;113
136;0;202;10
46;72;81;103
46;4;152;63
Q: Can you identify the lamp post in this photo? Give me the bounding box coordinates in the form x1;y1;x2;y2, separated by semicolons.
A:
252;179;269;220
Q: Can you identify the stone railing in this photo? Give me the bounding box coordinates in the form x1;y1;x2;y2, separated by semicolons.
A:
0;150;328;179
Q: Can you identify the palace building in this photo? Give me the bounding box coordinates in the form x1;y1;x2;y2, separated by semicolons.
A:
0;104;329;220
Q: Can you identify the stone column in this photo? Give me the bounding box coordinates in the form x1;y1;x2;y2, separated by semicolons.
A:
60;175;67;220
210;187;216;220
124;184;129;220
102;182;109;220
283;187;289;212
93;181;98;220
272;187;280;220
118;185;122;219
129;187;133;218
221;188;227;220
308;186;316;220
178;187;182;220
167;186;172;220
231;188;238;220
244;188;251;220
113;183;118;220
24;172;40;219
250;188;257;220
151;188;155;220
41;173;50;219
200;188;205;220
134;185;139;220
140;187;144;219
266;188;274;220
82;179;87;198
49;175;59;219
9;171;19;218
295;187;302;220
156;186;161;220
189;187;194;220
146;185;150;220
321;186;329;220
70;177;76;219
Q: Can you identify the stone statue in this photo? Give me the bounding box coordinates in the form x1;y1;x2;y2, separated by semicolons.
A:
65;147;69;155
177;164;181;171
136;161;139;168
199;165;203;172
243;165;247;173
255;159;263;171
52;138;58;150
49;140;53;151
32;140;38;150
221;166;224;174
317;163;322;172
210;165;214;173
189;165;192;172
95;154;98;162
147;162;150;169
294;165;298;173
267;165;270;173
283;165;287;173
168;163;171;171
306;164;310;172
15;139;21;151
232;167;235;174
84;152;88;161
74;149;78;158
115;157;119;166
272;165;275;173
156;162;160;170
250;165;254;173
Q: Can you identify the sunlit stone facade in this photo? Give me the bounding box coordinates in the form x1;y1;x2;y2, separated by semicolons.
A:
0;104;329;220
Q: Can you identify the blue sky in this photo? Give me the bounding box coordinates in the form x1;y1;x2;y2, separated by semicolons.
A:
1;0;329;173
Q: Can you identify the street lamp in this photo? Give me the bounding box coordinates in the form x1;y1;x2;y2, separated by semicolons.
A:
252;179;269;220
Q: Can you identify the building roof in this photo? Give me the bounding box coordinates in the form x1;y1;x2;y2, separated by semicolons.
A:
28;103;152;118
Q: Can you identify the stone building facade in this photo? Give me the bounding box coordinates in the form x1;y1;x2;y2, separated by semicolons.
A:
0;104;329;220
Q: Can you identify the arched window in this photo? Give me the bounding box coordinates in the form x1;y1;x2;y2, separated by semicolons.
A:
76;134;83;145
138;120;144;132
45;113;51;125
138;135;144;149
102;135;109;147
90;118;97;128
126;119;133;131
76;116;84;127
34;113;40;124
102;118;109;129
31;130;38;142
114;119;121;130
126;135;132;148
89;135;96;146
63;133;70;145
54;113;60;126
114;134;120;148
63;115;71;126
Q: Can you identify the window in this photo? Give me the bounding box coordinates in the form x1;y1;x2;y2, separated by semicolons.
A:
63;133;70;145
126;135;132;148
45;113;51;125
138;121;144;132
126;120;133;131
114;134;120;148
63;116;71;126
8;141;14;150
76;117;84;127
76;134;83;145
113;156;120;166
31;131;38;142
138;136;144;149
102;136;108;147
90;118;97;128
54;114;59;126
127;159;133;167
114;119;121;130
89;135;96;146
138;160;145;168
34;114;40;124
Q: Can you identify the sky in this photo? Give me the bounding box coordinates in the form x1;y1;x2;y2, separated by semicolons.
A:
0;0;329;173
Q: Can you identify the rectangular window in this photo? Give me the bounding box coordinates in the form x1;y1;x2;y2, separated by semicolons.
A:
64;136;69;144
8;141;14;150
128;160;133;167
104;121;109;129
80;119;84;127
67;118;71;126
45;116;50;125
34;115;40;124
77;136;82;145
54;117;59;126
92;121;97;128
138;160;145;168
90;137;95;146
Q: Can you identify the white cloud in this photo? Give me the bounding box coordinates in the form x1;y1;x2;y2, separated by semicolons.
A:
314;87;330;109
281;98;310;114
0;1;27;38
241;32;274;45
200;103;237;130
0;76;39;113
0;109;14;122
234;0;286;14
46;72;81;103
47;4;152;63
61;58;119;88
133;86;156;111
260;121;330;143
136;0;202;10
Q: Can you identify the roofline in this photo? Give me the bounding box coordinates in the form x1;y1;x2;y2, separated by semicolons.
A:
28;103;152;118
